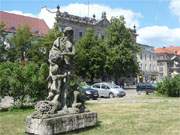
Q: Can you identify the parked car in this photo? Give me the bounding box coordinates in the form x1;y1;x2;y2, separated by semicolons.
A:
91;82;126;98
136;83;156;94
80;86;99;100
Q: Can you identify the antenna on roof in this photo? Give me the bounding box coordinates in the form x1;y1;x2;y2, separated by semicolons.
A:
88;0;90;17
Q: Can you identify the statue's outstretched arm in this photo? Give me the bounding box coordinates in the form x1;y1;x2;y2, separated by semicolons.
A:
52;73;67;79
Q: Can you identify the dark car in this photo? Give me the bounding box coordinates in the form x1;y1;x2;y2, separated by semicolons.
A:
136;83;156;94
81;87;99;100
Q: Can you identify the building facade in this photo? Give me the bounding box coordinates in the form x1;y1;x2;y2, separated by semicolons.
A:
155;47;180;80
137;44;158;82
55;6;110;42
171;56;180;77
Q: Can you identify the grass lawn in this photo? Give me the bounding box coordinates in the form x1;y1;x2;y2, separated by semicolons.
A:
1;94;180;135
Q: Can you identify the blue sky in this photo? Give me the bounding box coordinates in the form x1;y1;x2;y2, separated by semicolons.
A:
0;0;180;47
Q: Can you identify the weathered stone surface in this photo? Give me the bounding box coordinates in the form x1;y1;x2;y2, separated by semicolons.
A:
25;112;97;135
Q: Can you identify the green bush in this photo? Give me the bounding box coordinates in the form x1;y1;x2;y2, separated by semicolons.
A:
0;62;48;107
157;75;180;97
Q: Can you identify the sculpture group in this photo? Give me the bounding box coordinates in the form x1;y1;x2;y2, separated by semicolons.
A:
26;27;97;135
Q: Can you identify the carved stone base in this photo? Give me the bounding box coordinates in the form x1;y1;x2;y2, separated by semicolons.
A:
25;112;97;135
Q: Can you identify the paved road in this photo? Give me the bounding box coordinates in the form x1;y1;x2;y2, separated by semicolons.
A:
124;88;137;97
87;89;160;104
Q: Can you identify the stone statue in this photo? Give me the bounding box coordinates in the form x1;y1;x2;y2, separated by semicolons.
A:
32;27;84;118
47;27;75;113
26;24;97;135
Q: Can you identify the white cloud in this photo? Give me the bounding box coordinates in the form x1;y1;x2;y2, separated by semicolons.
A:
170;0;180;21
134;0;180;47
137;26;180;47
38;7;56;29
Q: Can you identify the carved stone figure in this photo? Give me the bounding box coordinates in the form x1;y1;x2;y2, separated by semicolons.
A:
32;27;83;118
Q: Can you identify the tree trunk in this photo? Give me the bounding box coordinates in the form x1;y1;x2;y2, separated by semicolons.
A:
90;74;94;84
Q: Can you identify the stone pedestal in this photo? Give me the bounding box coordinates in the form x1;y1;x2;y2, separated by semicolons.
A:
25;112;97;135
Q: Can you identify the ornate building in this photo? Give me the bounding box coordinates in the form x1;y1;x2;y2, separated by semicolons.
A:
55;6;110;42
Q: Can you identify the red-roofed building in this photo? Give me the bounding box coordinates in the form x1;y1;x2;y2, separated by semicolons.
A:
155;46;180;80
0;11;50;62
0;11;49;36
155;46;180;56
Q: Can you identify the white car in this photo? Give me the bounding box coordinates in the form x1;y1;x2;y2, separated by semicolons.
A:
91;82;126;98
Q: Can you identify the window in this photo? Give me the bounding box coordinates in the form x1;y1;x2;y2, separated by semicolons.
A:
10;26;16;30
154;65;156;71
101;84;110;89
159;67;163;72
101;35;104;39
139;64;142;69
92;84;100;89
79;32;83;37
140;53;142;60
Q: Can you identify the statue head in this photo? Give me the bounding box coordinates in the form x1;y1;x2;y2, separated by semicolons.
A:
64;27;73;42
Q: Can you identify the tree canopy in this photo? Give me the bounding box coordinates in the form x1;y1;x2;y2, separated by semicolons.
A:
27;23;62;64
75;17;139;82
75;28;107;82
0;62;49;107
11;25;32;62
105;17;140;80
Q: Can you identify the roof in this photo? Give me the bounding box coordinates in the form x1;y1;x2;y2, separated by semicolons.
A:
57;11;110;26
0;11;49;36
138;43;154;48
155;46;180;56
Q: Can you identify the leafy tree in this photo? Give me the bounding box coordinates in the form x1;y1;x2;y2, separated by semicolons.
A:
11;25;32;62
105;16;139;81
0;62;48;107
0;45;6;62
23;62;49;101
0;62;25;105
75;28;107;83
27;23;62;64
0;22;18;62
0;22;7;62
0;22;6;43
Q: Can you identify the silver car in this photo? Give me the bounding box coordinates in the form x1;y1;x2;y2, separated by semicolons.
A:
91;82;126;98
